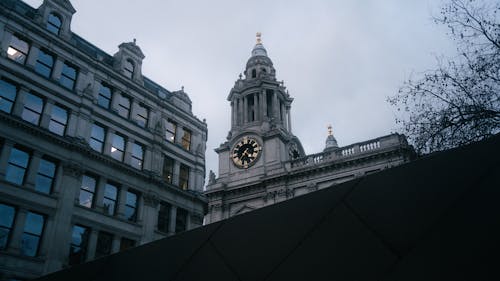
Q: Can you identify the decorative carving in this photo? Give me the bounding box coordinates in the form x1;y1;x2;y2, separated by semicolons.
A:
62;162;83;178
307;182;318;192
208;170;216;185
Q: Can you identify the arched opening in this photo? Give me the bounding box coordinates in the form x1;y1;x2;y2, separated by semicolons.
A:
47;13;62;35
251;69;256;78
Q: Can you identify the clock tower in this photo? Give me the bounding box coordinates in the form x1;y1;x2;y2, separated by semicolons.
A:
205;34;305;222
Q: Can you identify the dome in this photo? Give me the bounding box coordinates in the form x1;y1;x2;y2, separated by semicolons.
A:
245;33;275;79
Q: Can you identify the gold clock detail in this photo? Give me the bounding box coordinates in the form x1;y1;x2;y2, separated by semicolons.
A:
232;137;262;168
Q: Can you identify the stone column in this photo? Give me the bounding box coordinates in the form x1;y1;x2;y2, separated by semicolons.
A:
116;186;129;220
143;146;152;172
65;110;78;138
50;59;64;82
103;128;115;157
40;99;54;130
86;229;99;261
262;89;267;119
25;44;39;70
7;208;27;255
237;98;242;125
38;216;55;258
12;87;29;118
0;140;14;178
75;112;91;141
0;29;12;57
255;93;260;121
230;101;235;128
25;151;43;190
287;106;292;133
273;92;279;119
168;205;177;235
110;90;121;115
141;192;160;244
124;138;135;165
173;161;181;186
94;177;107;212
111;235;121;254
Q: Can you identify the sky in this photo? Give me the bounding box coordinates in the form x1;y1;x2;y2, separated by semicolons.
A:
25;0;457;183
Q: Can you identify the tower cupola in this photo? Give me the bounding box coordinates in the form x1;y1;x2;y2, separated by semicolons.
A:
245;33;276;79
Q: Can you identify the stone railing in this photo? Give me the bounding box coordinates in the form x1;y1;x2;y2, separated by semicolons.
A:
288;134;408;170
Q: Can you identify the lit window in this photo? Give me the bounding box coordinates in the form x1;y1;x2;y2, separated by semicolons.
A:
46;13;62;35
103;183;118;216
162;157;174;184
175;208;188;233
0;203;16;250
120;238;135;252
165;120;176;143
0;79;17;114
69;225;89;266
79;175;96;208
22;93;44;125
95;231;113;258
35;49;54;78
181;128;191;151
90;124;105;153
125;190;138;222
97;84;112;109
157;202;170;233
35;158;56;194
60;62;77;90
117;94;130;118
49;105;68;136
124;59;134;79
179;164;189;190
135;103;148;127
110;133;125;161
7;34;29;64
5;147;30;185
21;211;45;257
131;143;144;170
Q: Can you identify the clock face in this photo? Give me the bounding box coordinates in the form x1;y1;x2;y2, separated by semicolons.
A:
232;137;262;168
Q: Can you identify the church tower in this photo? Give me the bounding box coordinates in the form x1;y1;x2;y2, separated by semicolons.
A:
205;34;305;222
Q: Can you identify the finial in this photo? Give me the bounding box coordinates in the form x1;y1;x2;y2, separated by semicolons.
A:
328;124;333;136
133;38;136;44
239;73;243;79
181;86;184;92
256;32;262;44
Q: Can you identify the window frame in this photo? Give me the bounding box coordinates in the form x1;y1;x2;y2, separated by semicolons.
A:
110;133;125;162
162;156;174;184
124;59;135;79
21;211;45;257
89;124;106;153
157;202;170;233
79;174;97;208
48;104;68;136
60;62;78;91
5;146;31;186
21;92;44;125
7;34;30;65
117;94;131;118
69;224;90;266
0;78;18;114
34;49;55;78
135;103;148;127
95;231;113;258
0;203;16;251
181;128;192;151
34;157;57;194
46;12;62;35
175;208;188;233
131;142;144;170
165;119;176;143
179;164;190;190
103;182;118;216
97;83;112;109
124;190;138;222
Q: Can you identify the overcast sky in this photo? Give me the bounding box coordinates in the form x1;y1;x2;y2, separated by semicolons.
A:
25;0;457;182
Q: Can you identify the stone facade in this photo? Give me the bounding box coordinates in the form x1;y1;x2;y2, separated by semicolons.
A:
205;35;415;224
0;0;207;280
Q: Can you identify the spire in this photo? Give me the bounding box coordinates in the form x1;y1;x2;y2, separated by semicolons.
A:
324;124;339;151
256;32;262;44
251;32;268;57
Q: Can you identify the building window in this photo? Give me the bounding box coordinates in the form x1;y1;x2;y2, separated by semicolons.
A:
95;231;113;258
181;128;191;151
124;190;138;222
22;93;44;125
0;203;16;250
0;79;17;114
46;13;62;35
135;103;148;127
131;143;143;170
110;133;125;162
117;94;131;118
103;182;118;216
97;84;112;109
34;49;54;78
7;34;29;64
175;208;188;233
69;225;89;266
90;124;105;153
79;175;96;208
5;147;30;185
165;120;176;143
124;59;134;79
179;164;189;190
60;62;77;90
48;105;68;136
120;238;135;252
162;157;174;184
21;211;45;257
35;158;57;194
157;202;170;233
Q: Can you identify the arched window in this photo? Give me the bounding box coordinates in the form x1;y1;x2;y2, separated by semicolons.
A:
47;13;62;35
124;59;134;79
261;68;267;73
251;69;257;78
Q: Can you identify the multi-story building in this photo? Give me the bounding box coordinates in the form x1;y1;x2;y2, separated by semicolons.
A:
204;34;415;223
0;0;207;280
